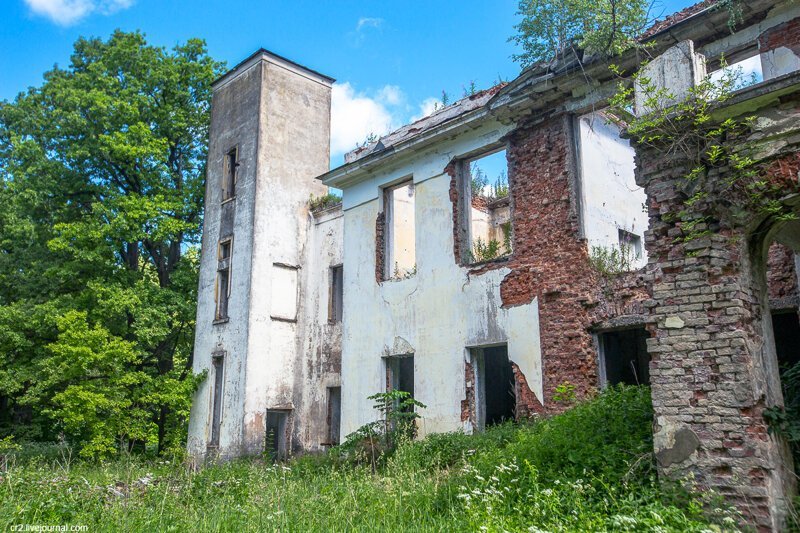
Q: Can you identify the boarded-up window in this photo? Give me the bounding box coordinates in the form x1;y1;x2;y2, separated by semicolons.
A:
215;239;232;321
384;180;416;279
265;410;289;461
209;353;225;448
271;264;298;321
329;265;343;323
222;147;238;201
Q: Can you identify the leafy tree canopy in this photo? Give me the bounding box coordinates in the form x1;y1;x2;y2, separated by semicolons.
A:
510;0;651;67
0;31;224;458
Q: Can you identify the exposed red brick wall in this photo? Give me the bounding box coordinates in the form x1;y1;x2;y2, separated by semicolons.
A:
759;17;800;55
767;242;797;301
461;360;474;423
375;211;385;283
471;195;488;212
445;114;654;411
511;362;545;417
499;115;603;407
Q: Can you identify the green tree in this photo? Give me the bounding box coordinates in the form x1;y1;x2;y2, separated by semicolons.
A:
510;0;651;67
0;31;223;458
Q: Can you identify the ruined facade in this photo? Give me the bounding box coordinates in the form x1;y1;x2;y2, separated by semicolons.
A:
189;1;800;529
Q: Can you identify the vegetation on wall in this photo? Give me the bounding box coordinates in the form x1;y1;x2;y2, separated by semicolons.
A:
308;191;342;212
0;31;224;458
608;59;795;246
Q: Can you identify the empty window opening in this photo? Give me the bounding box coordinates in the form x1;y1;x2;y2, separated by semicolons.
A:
461;149;511;264
209;354;225;448
384;180;416;279
265;410;290;461
387;355;415;398
708;54;763;90
772;311;800;370
222;147;238;201
598;328;650;386
326;386;342;446
618;229;643;261
472;345;515;429
215;239;232;321
329;265;343;323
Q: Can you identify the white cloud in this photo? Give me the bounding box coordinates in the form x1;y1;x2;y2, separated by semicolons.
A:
376;85;403;106
24;0;134;25
356;17;383;31
331;82;398;157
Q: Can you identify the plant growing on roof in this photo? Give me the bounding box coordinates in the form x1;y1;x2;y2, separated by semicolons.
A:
510;0;651;67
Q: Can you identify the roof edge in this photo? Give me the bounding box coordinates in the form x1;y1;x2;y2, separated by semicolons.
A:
212;48;335;90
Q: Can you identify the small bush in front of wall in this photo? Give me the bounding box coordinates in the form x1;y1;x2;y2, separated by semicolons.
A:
589;243;635;277
308;192;342;212
468;237;507;263
336;390;426;469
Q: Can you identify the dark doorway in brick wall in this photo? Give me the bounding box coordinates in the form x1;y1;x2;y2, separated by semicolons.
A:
597;328;650;386
773;311;800;369
472;345;516;428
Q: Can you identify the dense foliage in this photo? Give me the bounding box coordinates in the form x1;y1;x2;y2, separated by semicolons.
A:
0;31;224;458
510;0;651;67
0;386;738;531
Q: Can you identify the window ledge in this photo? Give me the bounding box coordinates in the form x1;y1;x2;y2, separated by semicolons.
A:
271;315;297;324
466;255;511;269
213;317;230;325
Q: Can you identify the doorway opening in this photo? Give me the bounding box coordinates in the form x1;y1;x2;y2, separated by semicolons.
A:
265;409;290;461
471;345;516;430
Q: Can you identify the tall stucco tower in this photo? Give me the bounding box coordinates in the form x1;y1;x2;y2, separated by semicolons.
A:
187;50;333;460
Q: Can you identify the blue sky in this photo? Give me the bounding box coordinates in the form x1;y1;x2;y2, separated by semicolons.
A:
2;0;698;165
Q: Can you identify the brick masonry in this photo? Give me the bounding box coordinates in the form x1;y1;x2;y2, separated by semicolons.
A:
633;86;800;529
450;114;653;417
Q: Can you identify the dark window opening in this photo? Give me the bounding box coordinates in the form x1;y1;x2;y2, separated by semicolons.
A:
329;265;343;323
265;410;290;461
223;147;238;201
773;311;800;370
326;386;341;446
598;328;650;386
481;346;516;427
216;268;229;320
387;355;414;398
209;354;224;448
215;239;231;321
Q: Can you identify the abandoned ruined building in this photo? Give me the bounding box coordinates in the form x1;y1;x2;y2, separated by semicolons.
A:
187;0;800;528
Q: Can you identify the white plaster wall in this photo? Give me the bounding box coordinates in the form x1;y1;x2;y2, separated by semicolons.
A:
578;112;648;268
188;63;263;459
242;59;332;453
340;120;544;438
189;54;333;459
295;207;343;450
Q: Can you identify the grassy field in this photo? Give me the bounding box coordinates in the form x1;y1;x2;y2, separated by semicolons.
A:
0;387;739;532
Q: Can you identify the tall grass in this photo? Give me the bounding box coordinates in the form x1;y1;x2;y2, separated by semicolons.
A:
0;386;739;531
